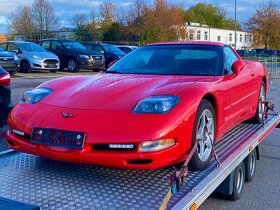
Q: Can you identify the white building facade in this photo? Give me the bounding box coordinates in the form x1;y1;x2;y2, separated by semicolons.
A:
185;22;252;50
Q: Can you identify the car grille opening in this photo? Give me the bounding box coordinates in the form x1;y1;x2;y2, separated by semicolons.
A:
0;57;14;61
92;144;136;151
126;159;153;165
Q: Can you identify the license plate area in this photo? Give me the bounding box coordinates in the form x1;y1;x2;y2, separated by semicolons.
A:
31;128;85;150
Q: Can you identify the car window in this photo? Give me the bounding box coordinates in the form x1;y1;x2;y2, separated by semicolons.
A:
0;43;7;50
17;43;46;52
92;45;103;53
224;46;238;75
102;44;123;54
61;41;85;50
109;45;223;76
51;41;62;50
7;43;19;52
41;41;51;49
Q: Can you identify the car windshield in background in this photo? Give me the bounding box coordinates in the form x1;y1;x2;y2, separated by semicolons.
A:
62;41;85;50
17;43;47;52
108;45;222;76
102;44;123;54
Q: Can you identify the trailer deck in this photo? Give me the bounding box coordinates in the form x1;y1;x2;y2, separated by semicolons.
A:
0;114;279;210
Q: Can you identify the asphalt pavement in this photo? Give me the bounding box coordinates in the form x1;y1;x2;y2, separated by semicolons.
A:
1;70;280;209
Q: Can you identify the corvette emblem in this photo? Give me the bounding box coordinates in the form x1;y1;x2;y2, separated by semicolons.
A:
62;112;78;119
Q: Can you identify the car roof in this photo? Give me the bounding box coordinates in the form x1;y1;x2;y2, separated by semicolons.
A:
148;41;224;47
5;41;33;44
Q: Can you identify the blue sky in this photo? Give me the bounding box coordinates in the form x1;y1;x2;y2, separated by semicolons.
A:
0;0;269;34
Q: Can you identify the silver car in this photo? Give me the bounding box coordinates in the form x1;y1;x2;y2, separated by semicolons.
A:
0;41;60;73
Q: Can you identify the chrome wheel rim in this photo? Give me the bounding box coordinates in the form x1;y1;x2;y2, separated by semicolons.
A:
249;152;256;176
196;109;214;162
258;85;265;119
236;167;244;194
68;60;76;71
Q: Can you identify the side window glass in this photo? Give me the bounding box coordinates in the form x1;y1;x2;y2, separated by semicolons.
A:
51;41;62;50
7;44;19;52
93;46;103;53
41;41;51;49
224;47;238;75
0;43;7;50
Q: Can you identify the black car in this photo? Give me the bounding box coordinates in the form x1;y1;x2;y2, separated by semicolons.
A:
259;49;278;57
0;67;13;127
0;47;18;76
84;43;126;68
38;39;105;72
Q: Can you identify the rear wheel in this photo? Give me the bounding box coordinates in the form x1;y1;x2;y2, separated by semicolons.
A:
229;162;245;200
250;81;266;124
189;99;215;171
20;61;31;73
244;149;257;182
67;58;79;72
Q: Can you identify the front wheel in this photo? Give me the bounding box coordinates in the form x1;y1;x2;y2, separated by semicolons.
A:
67;58;79;72
20;61;31;73
250;81;266;124
189;99;215;171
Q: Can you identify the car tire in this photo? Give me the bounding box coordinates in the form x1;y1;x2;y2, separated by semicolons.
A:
67;58;79;72
244;149;257;182
20;61;31;73
189;99;215;171
250;81;266;124
229;162;245;200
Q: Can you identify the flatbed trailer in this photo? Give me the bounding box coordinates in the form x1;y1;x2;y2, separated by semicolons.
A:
0;114;279;210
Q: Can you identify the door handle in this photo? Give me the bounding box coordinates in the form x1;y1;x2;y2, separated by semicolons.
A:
250;71;255;76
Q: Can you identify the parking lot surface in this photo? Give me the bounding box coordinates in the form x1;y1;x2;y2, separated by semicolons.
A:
0;70;280;209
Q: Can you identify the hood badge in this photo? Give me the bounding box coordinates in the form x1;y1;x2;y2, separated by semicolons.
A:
62;112;78;119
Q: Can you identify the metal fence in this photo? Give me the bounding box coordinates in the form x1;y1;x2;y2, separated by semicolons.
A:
258;54;278;79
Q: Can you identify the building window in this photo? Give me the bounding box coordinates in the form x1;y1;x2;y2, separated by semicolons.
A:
240;35;242;42
217;35;221;41
229;33;232;42
189;30;194;40
249;36;252;43
245;35;247;43
204;31;208;40
197;31;201;40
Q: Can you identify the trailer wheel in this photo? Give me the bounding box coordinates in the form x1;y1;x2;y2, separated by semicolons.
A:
230;162;245;200
244;149;257;182
189;99;215;171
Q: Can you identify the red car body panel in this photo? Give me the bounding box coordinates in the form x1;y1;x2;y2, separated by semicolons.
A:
6;42;267;169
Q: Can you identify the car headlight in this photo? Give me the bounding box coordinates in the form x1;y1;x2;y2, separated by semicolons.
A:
14;55;18;61
79;54;90;59
22;87;53;104
133;96;180;114
31;55;43;60
140;139;176;152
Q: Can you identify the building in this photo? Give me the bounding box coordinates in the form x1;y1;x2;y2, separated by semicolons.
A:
0;34;6;42
52;28;75;40
185;22;252;50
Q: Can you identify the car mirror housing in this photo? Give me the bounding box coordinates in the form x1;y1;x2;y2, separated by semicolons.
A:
231;60;244;75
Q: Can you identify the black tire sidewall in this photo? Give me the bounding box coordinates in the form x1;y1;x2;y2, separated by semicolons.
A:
230;162;245;200
189;99;216;171
244;149;257;182
20;61;31;73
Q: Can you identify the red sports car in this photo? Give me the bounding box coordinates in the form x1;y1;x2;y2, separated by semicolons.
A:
6;42;267;170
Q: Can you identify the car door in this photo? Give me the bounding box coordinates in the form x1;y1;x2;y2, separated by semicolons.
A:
224;46;259;126
50;40;66;66
7;43;23;59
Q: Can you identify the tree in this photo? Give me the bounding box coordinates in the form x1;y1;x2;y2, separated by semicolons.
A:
245;1;280;49
183;3;240;30
99;0;116;38
31;0;59;39
71;13;88;41
8;5;34;40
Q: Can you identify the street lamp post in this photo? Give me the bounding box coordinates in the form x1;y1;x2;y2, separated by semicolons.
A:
234;0;237;49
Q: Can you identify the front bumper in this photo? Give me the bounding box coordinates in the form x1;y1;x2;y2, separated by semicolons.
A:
28;58;60;70
0;61;17;73
79;58;105;70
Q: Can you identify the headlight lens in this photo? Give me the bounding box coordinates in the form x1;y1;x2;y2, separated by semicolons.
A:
14;55;18;61
133;96;180;114
31;55;42;60
79;54;90;59
140;139;176;152
22;87;53;104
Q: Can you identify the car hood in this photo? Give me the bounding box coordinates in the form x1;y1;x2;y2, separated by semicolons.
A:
25;51;58;59
40;73;210;110
0;51;14;58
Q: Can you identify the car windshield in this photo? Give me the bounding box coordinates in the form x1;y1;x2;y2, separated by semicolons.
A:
17;43;47;52
108;44;223;76
102;44;124;54
62;41;86;50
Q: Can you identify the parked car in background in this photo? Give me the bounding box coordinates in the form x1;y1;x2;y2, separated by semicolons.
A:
0;47;18;76
38;39;105;72
0;67;12;127
259;49;278;57
84;43;126;68
253;48;265;57
236;50;245;57
117;45;138;54
0;41;60;73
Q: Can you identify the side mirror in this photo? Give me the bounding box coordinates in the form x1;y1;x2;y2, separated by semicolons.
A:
100;50;105;54
12;50;19;55
0;72;10;86
231;60;244;75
